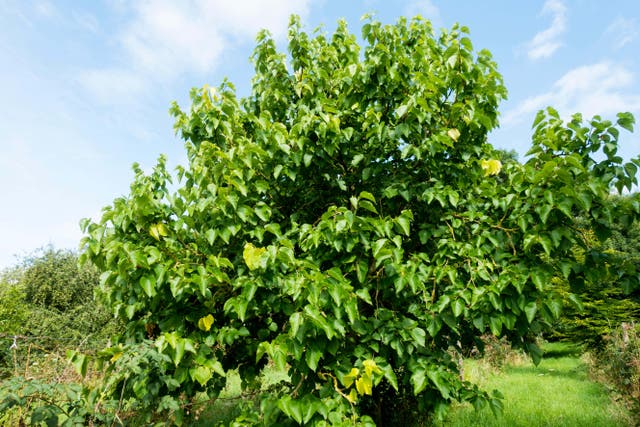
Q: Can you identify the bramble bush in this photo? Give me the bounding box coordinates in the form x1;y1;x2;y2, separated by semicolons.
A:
0;248;124;425
0;248;119;376
79;15;639;425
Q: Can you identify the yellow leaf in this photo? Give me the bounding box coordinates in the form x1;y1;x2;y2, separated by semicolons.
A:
156;223;168;236
363;359;381;377
149;222;168;240
149;224;160;241
447;128;461;142
343;367;359;388
355;375;373;395
347;388;358;403
198;314;214;331
110;351;123;363
481;159;502;176
243;243;266;270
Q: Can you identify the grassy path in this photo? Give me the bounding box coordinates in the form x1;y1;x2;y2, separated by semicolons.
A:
437;343;631;427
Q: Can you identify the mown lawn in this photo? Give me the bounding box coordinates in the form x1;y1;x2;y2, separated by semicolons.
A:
436;342;632;427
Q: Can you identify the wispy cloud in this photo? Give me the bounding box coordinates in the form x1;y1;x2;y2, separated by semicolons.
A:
526;0;567;60
606;17;638;49
503;62;640;126
33;0;57;18
72;10;100;34
403;0;441;26
79;0;311;103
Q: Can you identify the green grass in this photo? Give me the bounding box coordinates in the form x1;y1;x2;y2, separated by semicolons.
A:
437;342;632;427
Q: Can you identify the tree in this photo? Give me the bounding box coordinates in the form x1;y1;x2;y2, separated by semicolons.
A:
552;198;640;348
81;16;639;425
0;247;120;378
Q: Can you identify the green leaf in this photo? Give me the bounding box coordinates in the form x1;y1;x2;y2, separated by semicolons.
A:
546;299;562;319
278;396;304;424
140;275;156;297
305;347;322;371
527;342;543;365
489;316;502;336
411;368;428;394
355;288;373;305
536;204;552;224
352;154;365;166
395;103;409;119
531;271;546;291
567;293;584;311
409;327;426;347
452;299;465;317
208;359;226;377
472;315;485;332
617;112;635;132
359;191;376;203
190;365;212;386
396;216;411;236
67;351;88;378
427;369;451;399
174;339;186;366
523;301;537;323
356;259;368;284
289;312;304;337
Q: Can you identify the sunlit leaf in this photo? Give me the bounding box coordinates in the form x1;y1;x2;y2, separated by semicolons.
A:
197;314;214;331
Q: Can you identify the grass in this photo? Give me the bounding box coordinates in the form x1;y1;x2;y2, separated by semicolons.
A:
436;342;633;427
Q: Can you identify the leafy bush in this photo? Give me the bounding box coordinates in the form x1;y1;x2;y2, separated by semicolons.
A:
596;322;640;422
0;375;121;426
552;208;640;348
0;247;121;379
80;15;640;425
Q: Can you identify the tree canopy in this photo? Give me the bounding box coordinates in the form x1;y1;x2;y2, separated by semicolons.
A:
81;16;639;425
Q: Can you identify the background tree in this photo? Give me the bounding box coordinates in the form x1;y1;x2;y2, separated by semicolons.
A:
0;247;120;377
552;196;640;348
81;16;639;425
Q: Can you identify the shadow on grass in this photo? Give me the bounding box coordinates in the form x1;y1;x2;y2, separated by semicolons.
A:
541;341;583;358
504;363;588;382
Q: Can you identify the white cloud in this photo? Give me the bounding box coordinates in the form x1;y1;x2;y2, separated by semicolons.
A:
79;0;311;102
606;17;638;49
72;10;100;33
404;0;441;25
77;68;146;105
34;0;57;18
526;0;567;60
503;62;640;126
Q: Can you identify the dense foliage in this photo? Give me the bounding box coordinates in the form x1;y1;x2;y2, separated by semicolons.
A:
598;322;640;422
553;209;640;347
0;248;123;426
79;16;639;425
0;247;119;376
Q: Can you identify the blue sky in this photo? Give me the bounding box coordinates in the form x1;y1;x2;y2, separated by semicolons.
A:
1;0;639;268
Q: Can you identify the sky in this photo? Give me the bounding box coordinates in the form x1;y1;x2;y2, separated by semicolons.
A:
1;0;639;269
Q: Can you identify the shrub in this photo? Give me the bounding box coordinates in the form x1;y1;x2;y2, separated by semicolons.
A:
80;15;639;426
597;322;640;421
552;211;640;348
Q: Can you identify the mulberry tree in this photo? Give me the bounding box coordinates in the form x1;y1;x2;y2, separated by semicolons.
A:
81;16;639;425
